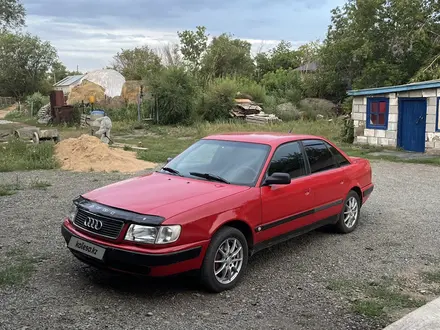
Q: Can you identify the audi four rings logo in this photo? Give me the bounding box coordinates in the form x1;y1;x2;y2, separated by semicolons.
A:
83;217;103;230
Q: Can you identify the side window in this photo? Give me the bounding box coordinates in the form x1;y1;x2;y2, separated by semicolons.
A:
303;140;338;174
267;142;306;179
324;142;350;166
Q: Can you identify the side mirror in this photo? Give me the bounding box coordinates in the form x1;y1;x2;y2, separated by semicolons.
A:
263;172;291;186
166;157;173;164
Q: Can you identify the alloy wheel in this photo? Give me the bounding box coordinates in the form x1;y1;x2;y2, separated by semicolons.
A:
343;196;359;228
213;238;244;285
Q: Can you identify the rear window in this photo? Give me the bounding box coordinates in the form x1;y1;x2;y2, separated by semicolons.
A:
303;140;338;174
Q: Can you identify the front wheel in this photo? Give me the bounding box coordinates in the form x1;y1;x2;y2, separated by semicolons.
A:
200;226;248;293
334;190;361;234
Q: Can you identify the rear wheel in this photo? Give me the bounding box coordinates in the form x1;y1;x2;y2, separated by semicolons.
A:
200;226;248;293
334;190;361;233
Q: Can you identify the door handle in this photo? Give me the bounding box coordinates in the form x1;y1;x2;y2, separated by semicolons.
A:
305;188;311;196
416;116;424;124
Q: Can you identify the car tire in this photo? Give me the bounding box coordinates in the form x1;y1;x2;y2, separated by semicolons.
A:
200;226;248;293
334;190;361;234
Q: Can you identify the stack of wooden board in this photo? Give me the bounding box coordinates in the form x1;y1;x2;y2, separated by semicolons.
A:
245;113;282;125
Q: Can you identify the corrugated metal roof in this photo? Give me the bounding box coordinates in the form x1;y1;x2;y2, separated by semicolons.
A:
347;79;440;96
53;74;85;87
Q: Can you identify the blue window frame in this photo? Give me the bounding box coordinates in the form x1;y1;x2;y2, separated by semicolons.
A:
366;97;389;130
436;97;440;132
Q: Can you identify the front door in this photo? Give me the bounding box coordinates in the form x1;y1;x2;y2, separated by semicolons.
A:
398;98;427;152
258;141;315;243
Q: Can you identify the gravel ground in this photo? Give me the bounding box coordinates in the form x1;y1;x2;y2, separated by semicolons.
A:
1;161;440;330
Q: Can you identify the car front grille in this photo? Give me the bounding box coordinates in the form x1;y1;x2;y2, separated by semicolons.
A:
73;208;124;239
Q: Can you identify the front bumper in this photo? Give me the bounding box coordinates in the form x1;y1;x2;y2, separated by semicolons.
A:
61;222;206;276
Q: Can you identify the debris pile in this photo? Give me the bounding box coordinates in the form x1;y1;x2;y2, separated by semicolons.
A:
54;134;156;173
122;80;143;104
230;98;281;124
37;103;51;124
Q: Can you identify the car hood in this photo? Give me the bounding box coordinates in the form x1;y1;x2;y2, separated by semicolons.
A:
82;172;250;219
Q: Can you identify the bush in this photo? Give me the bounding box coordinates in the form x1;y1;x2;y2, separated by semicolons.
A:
260;69;303;102
199;77;238;122
25;92;49;115
235;78;267;104
149;67;197;125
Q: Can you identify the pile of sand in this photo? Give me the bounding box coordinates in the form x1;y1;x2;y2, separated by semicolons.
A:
54;134;156;173
67;80;106;105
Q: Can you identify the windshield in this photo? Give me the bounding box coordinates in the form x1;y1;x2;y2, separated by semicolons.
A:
161;139;271;186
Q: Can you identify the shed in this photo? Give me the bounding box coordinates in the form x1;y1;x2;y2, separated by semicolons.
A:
53;74;85;96
347;80;440;153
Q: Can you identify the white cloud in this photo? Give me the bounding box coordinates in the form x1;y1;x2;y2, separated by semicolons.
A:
25;15;309;72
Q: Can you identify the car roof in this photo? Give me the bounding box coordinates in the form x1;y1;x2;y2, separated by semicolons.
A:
203;132;326;146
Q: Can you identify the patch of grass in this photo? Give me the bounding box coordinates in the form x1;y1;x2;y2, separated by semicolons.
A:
128;119;343;163
0;248;41;287
0;139;59;172
0;176;23;196
29;178;51;190
422;270;440;283
327;278;426;320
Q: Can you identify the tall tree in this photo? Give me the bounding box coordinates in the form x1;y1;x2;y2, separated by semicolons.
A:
0;32;57;98
201;33;255;80
177;26;208;71
111;45;163;80
0;0;25;30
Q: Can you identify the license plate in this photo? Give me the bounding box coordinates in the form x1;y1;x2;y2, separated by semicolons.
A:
68;237;106;260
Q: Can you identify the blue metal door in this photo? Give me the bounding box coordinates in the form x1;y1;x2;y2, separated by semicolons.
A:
398;98;426;152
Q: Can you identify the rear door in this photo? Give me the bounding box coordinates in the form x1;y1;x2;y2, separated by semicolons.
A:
258;141;316;242
301;139;350;222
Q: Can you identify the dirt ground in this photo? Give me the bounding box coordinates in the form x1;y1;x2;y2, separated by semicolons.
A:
1;161;440;329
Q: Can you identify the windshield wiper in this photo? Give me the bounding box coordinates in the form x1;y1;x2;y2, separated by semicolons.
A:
189;172;230;184
161;167;182;176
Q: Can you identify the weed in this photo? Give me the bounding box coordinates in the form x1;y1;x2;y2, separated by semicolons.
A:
0;139;59;172
0;248;43;287
29;178;51;190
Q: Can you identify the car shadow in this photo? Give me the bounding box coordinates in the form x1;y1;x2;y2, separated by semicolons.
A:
72;229;338;297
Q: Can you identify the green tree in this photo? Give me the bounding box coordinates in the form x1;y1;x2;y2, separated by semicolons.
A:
318;0;440;101
0;0;25;30
201;33;255;80
260;68;303;103
177;26;208;71
0;32;57;99
111;45;163;80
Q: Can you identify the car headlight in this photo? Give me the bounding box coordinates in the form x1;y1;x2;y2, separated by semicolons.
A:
125;224;181;244
69;203;78;222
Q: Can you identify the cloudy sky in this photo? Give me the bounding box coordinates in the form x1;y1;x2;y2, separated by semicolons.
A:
21;0;346;72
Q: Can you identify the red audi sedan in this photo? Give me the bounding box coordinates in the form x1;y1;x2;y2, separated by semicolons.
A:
61;133;374;292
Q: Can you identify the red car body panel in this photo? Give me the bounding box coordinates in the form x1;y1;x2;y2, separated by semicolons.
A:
61;133;374;277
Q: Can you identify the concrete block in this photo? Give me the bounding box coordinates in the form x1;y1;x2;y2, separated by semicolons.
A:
364;129;375;137
353;120;359;127
388;114;398;123
422;89;437;97
351;104;359;113
426;114;437;125
426;141;435;149
388;122;398;131
437;88;440;96
398;92;409;97
375;130;386;138
389;105;398;114
435;141;440;149
387;138;397;147
427;105;437;115
367;136;378;145
428;97;438;106
389;93;397;99
356;136;368;144
409;90;423;97
378;138;389;146
352;112;364;120
389;97;398;106
353;97;365;105
386;131;397;139
426;123;436;133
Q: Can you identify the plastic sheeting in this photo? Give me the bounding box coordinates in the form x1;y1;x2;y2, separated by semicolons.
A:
82;69;126;98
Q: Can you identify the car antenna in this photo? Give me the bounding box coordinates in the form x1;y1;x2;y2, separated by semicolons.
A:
288;129;292;133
